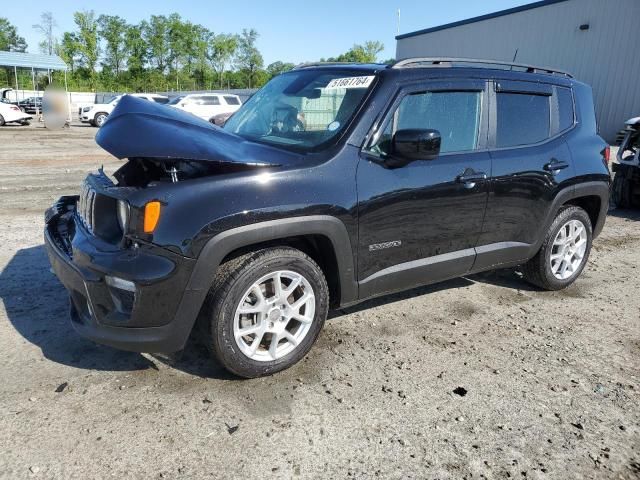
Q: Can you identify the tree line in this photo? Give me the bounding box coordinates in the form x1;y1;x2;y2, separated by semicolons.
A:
0;12;390;93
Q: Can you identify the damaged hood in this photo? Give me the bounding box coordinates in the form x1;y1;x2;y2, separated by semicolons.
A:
95;95;300;166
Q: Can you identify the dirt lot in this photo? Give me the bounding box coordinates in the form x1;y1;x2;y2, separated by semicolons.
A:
0;123;638;479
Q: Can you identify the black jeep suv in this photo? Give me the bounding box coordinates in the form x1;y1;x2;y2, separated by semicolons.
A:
45;58;610;377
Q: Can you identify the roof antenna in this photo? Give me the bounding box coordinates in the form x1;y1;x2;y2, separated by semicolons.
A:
510;48;519;70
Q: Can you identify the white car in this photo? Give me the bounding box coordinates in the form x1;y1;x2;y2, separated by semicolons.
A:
0;88;32;126
80;93;169;127
169;93;242;122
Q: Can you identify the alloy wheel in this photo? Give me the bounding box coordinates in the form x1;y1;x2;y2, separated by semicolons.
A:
233;270;315;362
549;219;588;280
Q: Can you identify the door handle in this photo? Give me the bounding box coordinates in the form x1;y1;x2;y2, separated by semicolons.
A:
456;171;487;189
543;160;569;174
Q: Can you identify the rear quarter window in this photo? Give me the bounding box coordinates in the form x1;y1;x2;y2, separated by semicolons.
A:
556;87;575;133
224;96;240;105
496;92;550;147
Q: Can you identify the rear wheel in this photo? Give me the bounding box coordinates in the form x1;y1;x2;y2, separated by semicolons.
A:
0;114;5;126
522;206;592;290
203;247;329;378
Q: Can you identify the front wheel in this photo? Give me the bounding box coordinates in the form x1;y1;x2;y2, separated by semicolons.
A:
0;114;5;126
203;247;329;378
94;112;108;127
522;206;592;290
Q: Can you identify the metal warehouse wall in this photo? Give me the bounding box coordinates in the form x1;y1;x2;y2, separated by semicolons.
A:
396;0;640;143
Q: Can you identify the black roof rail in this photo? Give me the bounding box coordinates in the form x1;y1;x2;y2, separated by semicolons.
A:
292;62;360;70
392;57;573;78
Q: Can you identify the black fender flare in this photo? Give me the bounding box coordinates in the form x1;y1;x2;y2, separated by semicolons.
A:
169;215;358;350
187;215;357;300
532;181;610;254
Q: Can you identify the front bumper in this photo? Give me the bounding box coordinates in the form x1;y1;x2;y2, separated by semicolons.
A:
44;196;198;353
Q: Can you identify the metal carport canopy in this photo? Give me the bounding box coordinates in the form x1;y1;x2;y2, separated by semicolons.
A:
0;51;69;100
0;51;67;70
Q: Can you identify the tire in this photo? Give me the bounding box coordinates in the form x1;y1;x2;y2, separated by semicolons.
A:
522;206;593;290
202;247;329;378
0;115;5;127
611;168;634;209
94;112;108;127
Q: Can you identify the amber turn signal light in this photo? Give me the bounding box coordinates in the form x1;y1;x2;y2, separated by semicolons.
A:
143;201;161;233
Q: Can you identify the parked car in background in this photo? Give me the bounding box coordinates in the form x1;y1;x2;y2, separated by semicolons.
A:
0;88;32;125
15;96;43;114
169;93;242;122
80;93;169;127
0;101;32;126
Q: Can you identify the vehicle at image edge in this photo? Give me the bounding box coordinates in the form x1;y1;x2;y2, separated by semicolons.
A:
45;58;610;378
0;88;33;126
80;93;169;127
169;93;242;122
611;116;640;208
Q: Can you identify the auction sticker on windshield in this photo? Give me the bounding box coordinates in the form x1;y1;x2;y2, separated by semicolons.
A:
325;76;374;90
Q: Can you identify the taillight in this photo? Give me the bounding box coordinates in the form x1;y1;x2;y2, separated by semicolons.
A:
10;106;20;112
602;145;611;168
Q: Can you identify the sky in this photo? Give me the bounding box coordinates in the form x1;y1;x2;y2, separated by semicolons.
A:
4;0;531;65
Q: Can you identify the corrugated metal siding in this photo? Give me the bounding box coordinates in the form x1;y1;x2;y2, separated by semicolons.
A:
396;0;640;143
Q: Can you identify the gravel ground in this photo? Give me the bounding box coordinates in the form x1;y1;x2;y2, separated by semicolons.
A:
0;123;638;479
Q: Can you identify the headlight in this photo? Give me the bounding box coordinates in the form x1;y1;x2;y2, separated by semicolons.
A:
82;106;92;112
116;200;130;232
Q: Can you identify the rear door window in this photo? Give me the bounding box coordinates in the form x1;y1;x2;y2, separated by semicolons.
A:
223;96;240;105
496;92;550;147
199;96;221;105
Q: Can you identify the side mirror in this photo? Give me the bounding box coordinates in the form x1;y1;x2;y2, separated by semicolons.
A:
387;129;441;167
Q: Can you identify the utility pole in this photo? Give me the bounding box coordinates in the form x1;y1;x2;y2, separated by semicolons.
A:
397;9;401;36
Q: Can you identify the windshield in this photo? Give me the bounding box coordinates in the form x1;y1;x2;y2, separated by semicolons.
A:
168;96;184;105
224;69;375;151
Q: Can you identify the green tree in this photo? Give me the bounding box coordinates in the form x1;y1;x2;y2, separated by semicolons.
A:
57;32;79;73
191;24;213;89
0;17;27;52
361;40;384;62
124;24;147;73
266;61;295;77
98;14;128;76
325;40;385;63
235;28;263;88
33;12;57;55
210;33;238;88
73;11;100;88
143;15;170;73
